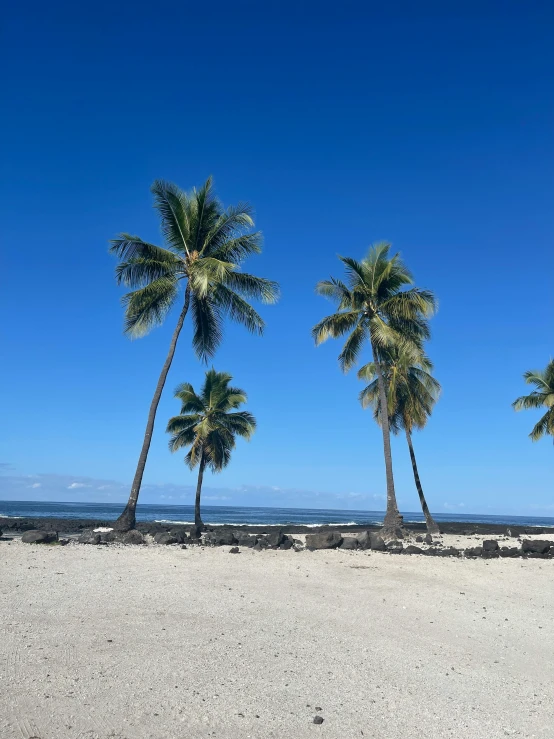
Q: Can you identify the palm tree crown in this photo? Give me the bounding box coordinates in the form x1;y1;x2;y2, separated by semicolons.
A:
167;369;256;472
512;360;554;442
312;243;435;368
111;177;279;359
358;346;441;435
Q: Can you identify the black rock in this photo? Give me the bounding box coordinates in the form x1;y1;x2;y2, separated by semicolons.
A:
154;532;178;545
521;540;553;554
464;546;483;558
305;532;343;550
235;532;258;548
313;716;324;725
188;524;203;540
78;531;102;545
229;547;240;554
169;528;188;543
483;539;499;552
264;529;285;547
403;545;424;555
526;551;549;559
415;536;424;543
252;542;263;552
121;530;145;545
424;533;433;544
21;530;58;544
280;537;294;550
339;537;359;550
386;541;404;554
203;531;237;547
499;547;521;557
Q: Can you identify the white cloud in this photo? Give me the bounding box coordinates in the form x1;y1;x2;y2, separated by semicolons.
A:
67;482;90;489
204;495;231;501
29;483;41;489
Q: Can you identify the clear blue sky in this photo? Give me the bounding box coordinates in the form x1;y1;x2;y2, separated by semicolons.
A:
1;1;552;515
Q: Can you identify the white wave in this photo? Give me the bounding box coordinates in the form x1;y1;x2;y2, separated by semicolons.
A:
93;527;113;533
154;519;366;527
0;514;24;519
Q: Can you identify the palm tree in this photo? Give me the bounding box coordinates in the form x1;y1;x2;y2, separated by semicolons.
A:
166;369;256;528
512;360;554;443
312;243;435;537
111;178;278;530
358;345;441;534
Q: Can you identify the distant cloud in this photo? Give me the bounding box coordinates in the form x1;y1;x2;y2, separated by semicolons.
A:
67;482;90;489
204;495;231;501
29;483;41;489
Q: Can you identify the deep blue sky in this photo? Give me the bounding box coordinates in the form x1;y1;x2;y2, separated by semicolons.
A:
1;1;552;515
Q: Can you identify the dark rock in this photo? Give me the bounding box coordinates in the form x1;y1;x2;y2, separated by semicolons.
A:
499;547;521;558
229;547;240;554
313;716;324;725
169;527;187;543
21;530;58;544
280;537;294;550
121;530;145;545
438;547;461;557
403;545;424;555
78;531;102;545
386;541;404;554
483;539;499;552
415;536;424;543
188;524;203;540
154;532;178;545
526;551;549;559
464;546;483;558
181;544;187;550
482;550;499;559
264;529;285;547
252;542;263;552
203;531;237;547
235;532;258;548
369;533;386;551
339;537;358;550
305;532;343;550
424;533;433;545
521;540;553;554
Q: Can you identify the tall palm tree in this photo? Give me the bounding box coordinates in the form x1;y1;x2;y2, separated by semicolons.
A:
512;360;554;443
358;346;441;534
167;369;256;528
312;243;435;537
111;178;278;530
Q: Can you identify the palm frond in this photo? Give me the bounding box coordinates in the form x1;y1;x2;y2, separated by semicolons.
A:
151;180;191;255
212;284;265;335
223;271;280;304
312;311;361;345
121;277;178;338
338;322;368;373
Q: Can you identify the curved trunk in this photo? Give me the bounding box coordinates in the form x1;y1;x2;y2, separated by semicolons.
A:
405;428;440;535
371;339;403;538
194;451;206;529
114;289;191;531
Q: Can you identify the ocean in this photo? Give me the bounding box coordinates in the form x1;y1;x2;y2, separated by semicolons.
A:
0;500;553;528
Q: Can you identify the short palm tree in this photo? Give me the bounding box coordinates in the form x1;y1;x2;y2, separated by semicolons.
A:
512;360;554;443
312;243;436;537
358;346;441;534
167;369;256;528
111;178;278;530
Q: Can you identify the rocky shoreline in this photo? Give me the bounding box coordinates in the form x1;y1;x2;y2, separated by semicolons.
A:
2;515;554;538
3;516;554;559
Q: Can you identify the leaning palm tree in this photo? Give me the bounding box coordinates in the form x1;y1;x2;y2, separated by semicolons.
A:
512;360;554;443
167;369;256;528
111;178;278;530
358;346;441;534
312;243;435;537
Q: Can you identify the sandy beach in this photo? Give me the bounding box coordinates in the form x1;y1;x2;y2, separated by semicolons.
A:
0;539;552;739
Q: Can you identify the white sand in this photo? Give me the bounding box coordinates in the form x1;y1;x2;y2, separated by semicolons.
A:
0;539;552;739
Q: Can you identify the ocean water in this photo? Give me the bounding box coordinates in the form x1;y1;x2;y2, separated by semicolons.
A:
0;500;553;528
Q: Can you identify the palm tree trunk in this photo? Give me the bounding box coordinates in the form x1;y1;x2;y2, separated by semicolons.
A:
114;288;191;531
194;452;206;529
405;428;440;535
371;340;403;538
